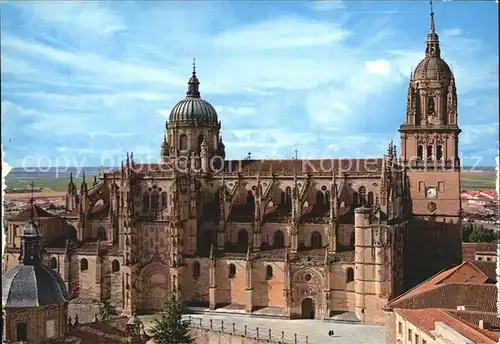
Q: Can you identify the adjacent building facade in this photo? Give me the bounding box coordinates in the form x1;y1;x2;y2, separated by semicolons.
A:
3;4;463;325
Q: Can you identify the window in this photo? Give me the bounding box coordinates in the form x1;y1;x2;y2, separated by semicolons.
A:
193;261;200;278
112;259;120;273
408;329;412;342
229;264;236;278
398;322;402;334
436;145;443;160
143;192;150;212
426;145;433;160
161;192;168;209
423;340;427;344
367;192;374;206
310;231;322;249
50;257;58;269
198;134;205;151
180;134;188;150
16;322;27;342
358;187;367;205
237;229;249;247
316;191;324;206
151;192;159;211
246;191;255;213
98;227;107;241
417;145;423;160
438;181;445;193
325;191;331;207
273;231;285;248
352;192;359;206
266;265;273;280
46;319;55;339
418;181;425;192
415;333;419;344
346;268;354;283
80;258;88;272
285;187;292;210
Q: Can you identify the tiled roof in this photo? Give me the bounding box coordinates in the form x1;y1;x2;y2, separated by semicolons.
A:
444;309;500;342
471;261;497;282
87;203;110;220
386;261;496;310
463;243;497;261
104;158;384;177
8;204;56;221
73;240;121;255
69;317;129;343
394;308;497;344
389;283;497;311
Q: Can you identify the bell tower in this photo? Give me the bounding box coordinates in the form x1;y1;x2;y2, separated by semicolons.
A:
399;1;462;287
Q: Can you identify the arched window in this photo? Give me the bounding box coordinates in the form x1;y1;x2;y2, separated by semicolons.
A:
273;231;285;248
417;145;424;160
237;229;249;247
316;191;324;206
346;268;354;283
97;227;107;241
50;257;58;269
352;192;359;206
311;231;322;249
427;96;435;113
246;191;255;214
266;265;273;280
161;192;168;209
229;263;236;278
112;259;120;273
180;134;188;150
80;258;88;272
427;145;433;160
367;192;374;207
193;261;200;278
358;187;367;206
436;145;443;161
198;134;205;151
143;192;150;212
280;191;286;205
285;187;292;210
151;192;159;211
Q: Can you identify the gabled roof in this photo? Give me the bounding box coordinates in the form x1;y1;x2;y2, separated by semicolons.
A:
8;204;56;221
394;308;498;344
386;261;495;310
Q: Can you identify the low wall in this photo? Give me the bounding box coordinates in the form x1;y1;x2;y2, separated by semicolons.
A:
187;317;310;344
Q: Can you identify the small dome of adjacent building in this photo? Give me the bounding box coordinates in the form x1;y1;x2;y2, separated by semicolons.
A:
2;264;69;308
169;60;218;124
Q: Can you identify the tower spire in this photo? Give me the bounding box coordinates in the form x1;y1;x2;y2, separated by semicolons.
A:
186;58;200;98
430;0;435;33
19;183;43;265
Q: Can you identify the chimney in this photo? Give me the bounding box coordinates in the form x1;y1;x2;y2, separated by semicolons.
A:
478;320;490;330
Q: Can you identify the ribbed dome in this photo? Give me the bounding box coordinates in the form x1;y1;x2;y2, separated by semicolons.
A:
169;97;218;124
2;264;70;308
169;60;218;125
414;56;452;81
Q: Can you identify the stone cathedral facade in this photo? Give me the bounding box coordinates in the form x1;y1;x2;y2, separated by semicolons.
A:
3;7;462;325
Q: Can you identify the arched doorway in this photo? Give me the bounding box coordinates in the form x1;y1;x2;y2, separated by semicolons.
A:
301;298;315;319
141;263;169;311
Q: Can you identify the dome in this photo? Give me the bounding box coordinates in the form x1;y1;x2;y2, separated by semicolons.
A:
168;60;218;125
413;56;452;81
2;264;70;308
169;97;218;124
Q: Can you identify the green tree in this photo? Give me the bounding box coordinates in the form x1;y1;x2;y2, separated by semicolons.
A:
98;299;118;321
151;293;193;344
469;227;496;243
462;222;474;242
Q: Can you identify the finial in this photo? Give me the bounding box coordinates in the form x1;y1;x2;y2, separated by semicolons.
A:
30;181;35;204
70;171;73;183
430;0;435;33
192;57;196;75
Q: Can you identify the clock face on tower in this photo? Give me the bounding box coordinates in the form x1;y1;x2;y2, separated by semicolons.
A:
425;187;437;198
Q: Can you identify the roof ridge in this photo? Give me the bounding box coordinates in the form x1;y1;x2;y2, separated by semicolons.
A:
387;264;464;307
438;308;497;343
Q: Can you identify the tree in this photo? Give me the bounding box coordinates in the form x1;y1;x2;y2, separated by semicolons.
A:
150;293;193;344
462;222;474;242
469;227;496;243
98;299;118;321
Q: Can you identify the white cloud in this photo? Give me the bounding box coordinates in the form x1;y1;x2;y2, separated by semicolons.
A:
365;59;392;77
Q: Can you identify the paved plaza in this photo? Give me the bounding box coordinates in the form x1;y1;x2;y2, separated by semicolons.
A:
183;314;386;344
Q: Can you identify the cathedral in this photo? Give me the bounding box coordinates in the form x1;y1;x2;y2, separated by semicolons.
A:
3;5;462;325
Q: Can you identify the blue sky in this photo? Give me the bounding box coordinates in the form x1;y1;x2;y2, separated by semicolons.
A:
1;0;499;168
